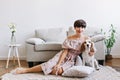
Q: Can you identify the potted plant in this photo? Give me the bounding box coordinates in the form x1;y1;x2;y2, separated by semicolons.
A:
101;24;116;60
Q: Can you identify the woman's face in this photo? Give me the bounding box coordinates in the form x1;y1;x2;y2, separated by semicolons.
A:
74;27;85;34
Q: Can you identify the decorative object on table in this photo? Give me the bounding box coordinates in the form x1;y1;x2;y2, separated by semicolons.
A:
8;23;16;44
7;23;21;68
101;24;116;60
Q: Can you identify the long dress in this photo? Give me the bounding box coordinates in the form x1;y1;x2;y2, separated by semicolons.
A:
40;38;84;75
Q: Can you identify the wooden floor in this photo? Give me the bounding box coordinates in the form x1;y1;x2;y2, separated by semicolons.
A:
0;60;28;76
105;58;120;67
0;58;120;67
0;58;120;76
0;60;28;68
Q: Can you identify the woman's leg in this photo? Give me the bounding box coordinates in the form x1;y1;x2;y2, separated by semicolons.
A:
16;64;42;74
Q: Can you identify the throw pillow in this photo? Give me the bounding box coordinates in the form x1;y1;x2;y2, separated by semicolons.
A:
62;66;95;78
26;38;45;45
75;56;82;66
91;34;105;43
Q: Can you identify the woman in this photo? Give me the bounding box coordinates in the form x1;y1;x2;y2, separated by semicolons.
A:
12;19;95;75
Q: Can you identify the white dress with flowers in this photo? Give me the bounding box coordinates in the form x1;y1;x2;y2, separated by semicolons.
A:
40;38;84;75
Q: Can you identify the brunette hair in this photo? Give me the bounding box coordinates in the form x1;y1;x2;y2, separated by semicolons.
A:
74;19;86;28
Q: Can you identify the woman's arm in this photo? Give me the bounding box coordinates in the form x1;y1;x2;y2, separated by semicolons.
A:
52;49;68;71
57;49;68;65
51;49;68;75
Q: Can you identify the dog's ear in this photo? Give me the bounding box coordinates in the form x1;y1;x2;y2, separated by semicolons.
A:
80;42;85;52
90;42;96;52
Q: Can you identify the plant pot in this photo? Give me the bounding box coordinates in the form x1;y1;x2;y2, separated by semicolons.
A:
105;54;113;60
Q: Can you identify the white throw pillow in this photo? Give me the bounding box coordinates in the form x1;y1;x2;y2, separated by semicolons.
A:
26;38;45;45
91;34;105;43
62;66;95;78
67;27;75;37
75;56;82;66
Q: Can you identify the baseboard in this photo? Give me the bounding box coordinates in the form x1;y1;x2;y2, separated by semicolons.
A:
0;56;26;60
112;54;120;58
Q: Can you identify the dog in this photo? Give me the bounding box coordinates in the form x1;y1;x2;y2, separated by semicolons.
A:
80;39;100;70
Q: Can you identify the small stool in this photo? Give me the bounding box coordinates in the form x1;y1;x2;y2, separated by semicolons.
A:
6;44;21;68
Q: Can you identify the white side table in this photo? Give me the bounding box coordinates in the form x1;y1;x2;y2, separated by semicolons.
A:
6;44;21;68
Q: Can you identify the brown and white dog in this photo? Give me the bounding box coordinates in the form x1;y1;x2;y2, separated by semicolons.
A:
80;39;100;70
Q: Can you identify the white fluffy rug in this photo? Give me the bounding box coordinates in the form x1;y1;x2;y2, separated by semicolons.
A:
1;66;120;80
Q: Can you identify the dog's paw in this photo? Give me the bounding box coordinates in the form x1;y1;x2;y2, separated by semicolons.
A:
96;66;100;70
96;68;99;70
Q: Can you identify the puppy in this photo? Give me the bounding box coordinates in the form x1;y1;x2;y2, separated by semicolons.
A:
80;39;100;70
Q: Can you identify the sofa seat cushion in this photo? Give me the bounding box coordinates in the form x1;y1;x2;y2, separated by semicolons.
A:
34;42;62;51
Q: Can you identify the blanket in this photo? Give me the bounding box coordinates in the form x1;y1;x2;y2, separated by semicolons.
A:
1;66;120;80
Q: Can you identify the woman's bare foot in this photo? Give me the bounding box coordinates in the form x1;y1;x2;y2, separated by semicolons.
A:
16;68;28;74
10;67;28;74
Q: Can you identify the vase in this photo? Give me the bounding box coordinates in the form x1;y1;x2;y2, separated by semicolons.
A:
11;33;16;44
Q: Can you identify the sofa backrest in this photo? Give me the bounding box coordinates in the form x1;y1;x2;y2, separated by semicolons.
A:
67;26;101;37
83;27;101;37
35;27;67;42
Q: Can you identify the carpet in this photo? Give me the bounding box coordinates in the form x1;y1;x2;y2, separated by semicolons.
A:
112;66;120;72
1;66;120;80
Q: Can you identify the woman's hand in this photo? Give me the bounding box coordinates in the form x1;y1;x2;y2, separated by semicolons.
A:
51;64;63;75
52;64;60;75
53;64;60;70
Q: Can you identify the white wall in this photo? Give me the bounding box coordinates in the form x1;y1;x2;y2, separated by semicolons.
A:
0;0;120;60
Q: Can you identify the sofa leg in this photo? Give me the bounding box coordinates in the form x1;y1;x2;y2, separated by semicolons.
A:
98;60;105;65
28;62;34;67
28;62;45;67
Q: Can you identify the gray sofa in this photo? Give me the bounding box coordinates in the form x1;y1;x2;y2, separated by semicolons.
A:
26;27;105;67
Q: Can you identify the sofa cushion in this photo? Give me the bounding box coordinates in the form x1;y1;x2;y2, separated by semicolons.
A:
35;27;67;42
83;27;102;36
26;38;45;45
67;26;101;37
75;56;83;66
91;34;105;43
62;66;95;78
34;42;62;51
67;27;105;42
67;27;76;37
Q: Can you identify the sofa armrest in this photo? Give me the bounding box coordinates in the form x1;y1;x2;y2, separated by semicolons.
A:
26;38;45;45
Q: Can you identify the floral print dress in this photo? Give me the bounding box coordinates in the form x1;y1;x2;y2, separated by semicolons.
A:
40;38;84;75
